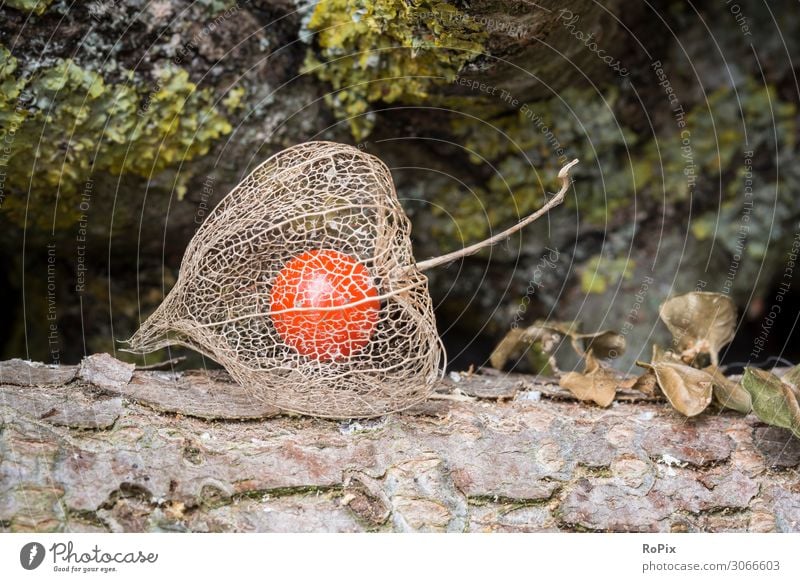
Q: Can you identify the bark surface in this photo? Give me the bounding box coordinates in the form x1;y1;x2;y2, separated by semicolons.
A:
2;355;799;533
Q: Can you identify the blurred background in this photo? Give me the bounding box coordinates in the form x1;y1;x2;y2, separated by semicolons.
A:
1;0;798;374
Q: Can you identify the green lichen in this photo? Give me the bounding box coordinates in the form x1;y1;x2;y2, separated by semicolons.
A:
0;45;240;228
651;80;794;205
685;82;796;261
303;0;487;140
580;255;635;294
430;87;634;248
5;0;52;15
222;86;246;112
439;79;797;269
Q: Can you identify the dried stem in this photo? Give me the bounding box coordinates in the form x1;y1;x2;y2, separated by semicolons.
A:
414;159;579;272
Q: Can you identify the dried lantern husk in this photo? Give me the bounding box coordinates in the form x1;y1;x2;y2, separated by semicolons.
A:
127;141;577;418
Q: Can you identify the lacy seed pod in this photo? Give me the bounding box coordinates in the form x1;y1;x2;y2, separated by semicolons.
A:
127;141;577;418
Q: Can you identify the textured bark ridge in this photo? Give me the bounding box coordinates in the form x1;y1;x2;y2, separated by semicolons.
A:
1;355;799;533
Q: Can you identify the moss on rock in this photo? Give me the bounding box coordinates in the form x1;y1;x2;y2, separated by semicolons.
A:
0;45;238;229
5;0;52;15
303;0;487;140
433;78;796;273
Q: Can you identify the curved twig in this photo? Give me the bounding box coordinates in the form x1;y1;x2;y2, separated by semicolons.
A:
414;159;579;272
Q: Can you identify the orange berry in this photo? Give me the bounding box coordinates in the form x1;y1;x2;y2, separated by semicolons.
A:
269;249;380;361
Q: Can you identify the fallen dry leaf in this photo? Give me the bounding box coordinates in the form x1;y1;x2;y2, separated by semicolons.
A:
529;320;627;360
619;370;658;396
741;367;800;439
781;363;800;387
704;365;751;413
637;360;713;417
658;292;736;366
576;329;626;359
489;325;559;374
559;351;617;407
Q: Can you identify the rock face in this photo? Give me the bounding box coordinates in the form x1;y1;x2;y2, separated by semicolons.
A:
1;1;799;371
1;357;798;532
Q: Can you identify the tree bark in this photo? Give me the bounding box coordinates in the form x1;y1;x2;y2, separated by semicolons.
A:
1;355;798;533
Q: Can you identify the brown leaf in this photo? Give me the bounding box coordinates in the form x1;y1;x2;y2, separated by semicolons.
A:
577;330;626;359
535;320;625;359
658;292;736;366
490;328;527;370
650;344;683;365
704;365;751;414
619;370;658;396
489;326;558;374
741;368;800;438
559;351;617;407
781;363;800;387
583;349;602;374
637;360;713;417
538;320;581;337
